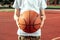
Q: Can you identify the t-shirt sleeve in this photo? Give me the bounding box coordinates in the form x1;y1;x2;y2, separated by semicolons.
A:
40;0;47;9
12;0;20;8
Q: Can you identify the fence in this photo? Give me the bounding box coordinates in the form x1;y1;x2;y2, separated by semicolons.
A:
47;0;60;5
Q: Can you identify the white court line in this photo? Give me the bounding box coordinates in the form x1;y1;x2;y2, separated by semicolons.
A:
51;37;60;40
46;9;60;11
0;9;14;12
0;9;60;12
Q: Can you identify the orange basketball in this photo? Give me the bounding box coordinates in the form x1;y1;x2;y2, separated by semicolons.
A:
19;10;41;33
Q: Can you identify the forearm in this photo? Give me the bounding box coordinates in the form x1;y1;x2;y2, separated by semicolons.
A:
40;9;46;27
14;9;20;21
40;10;46;20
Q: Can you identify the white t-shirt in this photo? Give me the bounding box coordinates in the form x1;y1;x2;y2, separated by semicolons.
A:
13;0;47;36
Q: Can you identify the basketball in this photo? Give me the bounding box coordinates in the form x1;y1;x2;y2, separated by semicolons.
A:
18;10;41;33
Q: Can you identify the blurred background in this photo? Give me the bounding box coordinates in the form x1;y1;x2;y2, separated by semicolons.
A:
0;0;14;8
0;0;60;9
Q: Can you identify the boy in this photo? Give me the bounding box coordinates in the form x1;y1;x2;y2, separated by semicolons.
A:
13;0;47;40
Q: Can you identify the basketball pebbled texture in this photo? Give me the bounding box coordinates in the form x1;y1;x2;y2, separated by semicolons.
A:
19;10;41;33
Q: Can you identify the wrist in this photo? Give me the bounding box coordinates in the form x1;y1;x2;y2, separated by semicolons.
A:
14;14;19;21
41;15;46;20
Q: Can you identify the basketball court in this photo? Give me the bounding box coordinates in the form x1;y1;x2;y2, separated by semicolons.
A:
0;9;60;40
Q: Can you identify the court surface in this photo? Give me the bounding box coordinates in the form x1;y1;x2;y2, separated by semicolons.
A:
0;9;60;40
